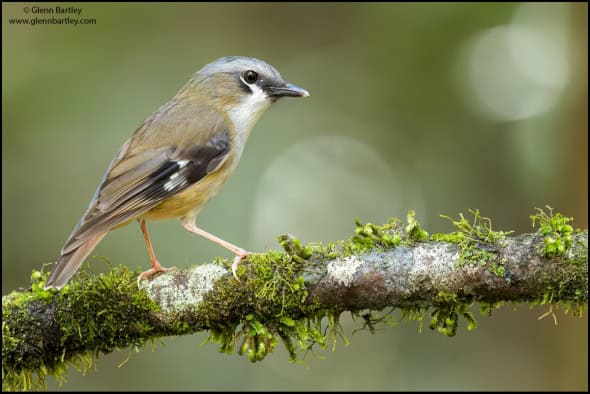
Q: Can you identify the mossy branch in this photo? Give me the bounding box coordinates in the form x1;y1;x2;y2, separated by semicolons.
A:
2;209;588;391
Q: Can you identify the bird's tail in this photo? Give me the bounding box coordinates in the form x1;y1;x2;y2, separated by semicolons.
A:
45;233;106;289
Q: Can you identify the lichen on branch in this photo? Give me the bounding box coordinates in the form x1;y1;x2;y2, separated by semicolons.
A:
2;208;588;391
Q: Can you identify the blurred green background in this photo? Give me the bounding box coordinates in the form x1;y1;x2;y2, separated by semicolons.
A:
2;2;587;391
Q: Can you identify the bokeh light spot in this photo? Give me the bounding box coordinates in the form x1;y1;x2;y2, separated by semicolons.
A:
249;135;423;248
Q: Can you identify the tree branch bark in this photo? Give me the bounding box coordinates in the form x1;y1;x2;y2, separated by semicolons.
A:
143;232;587;312
3;226;587;391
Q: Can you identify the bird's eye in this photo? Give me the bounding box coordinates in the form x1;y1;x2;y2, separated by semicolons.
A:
243;70;258;84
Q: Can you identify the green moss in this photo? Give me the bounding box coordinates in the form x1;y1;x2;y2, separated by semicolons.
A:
351;299;480;338
430;231;465;243
349;217;403;252
2;266;165;391
177;211;586;365
345;212;429;254
196;235;341;365
530;206;576;259
405;211;429;241
531;272;588;320
301;212;428;264
479;301;503;316
429;292;477;336
277;234;312;261
528;287;586;324
4;211;586;390
527;207;587;317
441;209;514;244
441;209;513;277
183;211;586;357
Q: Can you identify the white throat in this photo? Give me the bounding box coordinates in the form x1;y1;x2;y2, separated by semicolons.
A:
227;83;271;160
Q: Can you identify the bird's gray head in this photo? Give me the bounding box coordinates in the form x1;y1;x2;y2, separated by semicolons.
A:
195;56;309;101
189;56;309;136
195;56;309;103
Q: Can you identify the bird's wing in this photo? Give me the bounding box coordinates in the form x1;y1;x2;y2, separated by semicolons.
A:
61;123;231;255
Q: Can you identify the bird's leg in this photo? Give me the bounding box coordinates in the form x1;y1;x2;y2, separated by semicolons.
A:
138;219;175;283
181;220;249;281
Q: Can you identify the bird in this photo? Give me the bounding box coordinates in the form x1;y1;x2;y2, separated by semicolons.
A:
44;56;309;289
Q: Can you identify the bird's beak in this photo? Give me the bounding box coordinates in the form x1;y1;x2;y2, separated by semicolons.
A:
267;83;310;98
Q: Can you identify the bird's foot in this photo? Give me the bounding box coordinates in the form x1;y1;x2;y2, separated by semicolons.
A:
137;262;176;287
231;249;250;282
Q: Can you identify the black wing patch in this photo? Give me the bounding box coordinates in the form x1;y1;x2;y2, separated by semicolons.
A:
150;144;229;201
62;130;231;253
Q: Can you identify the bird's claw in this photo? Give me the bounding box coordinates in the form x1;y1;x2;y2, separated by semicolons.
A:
231;249;249;282
137;264;176;287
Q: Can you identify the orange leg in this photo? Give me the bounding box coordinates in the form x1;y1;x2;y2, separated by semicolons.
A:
138;219;175;283
182;221;249;281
